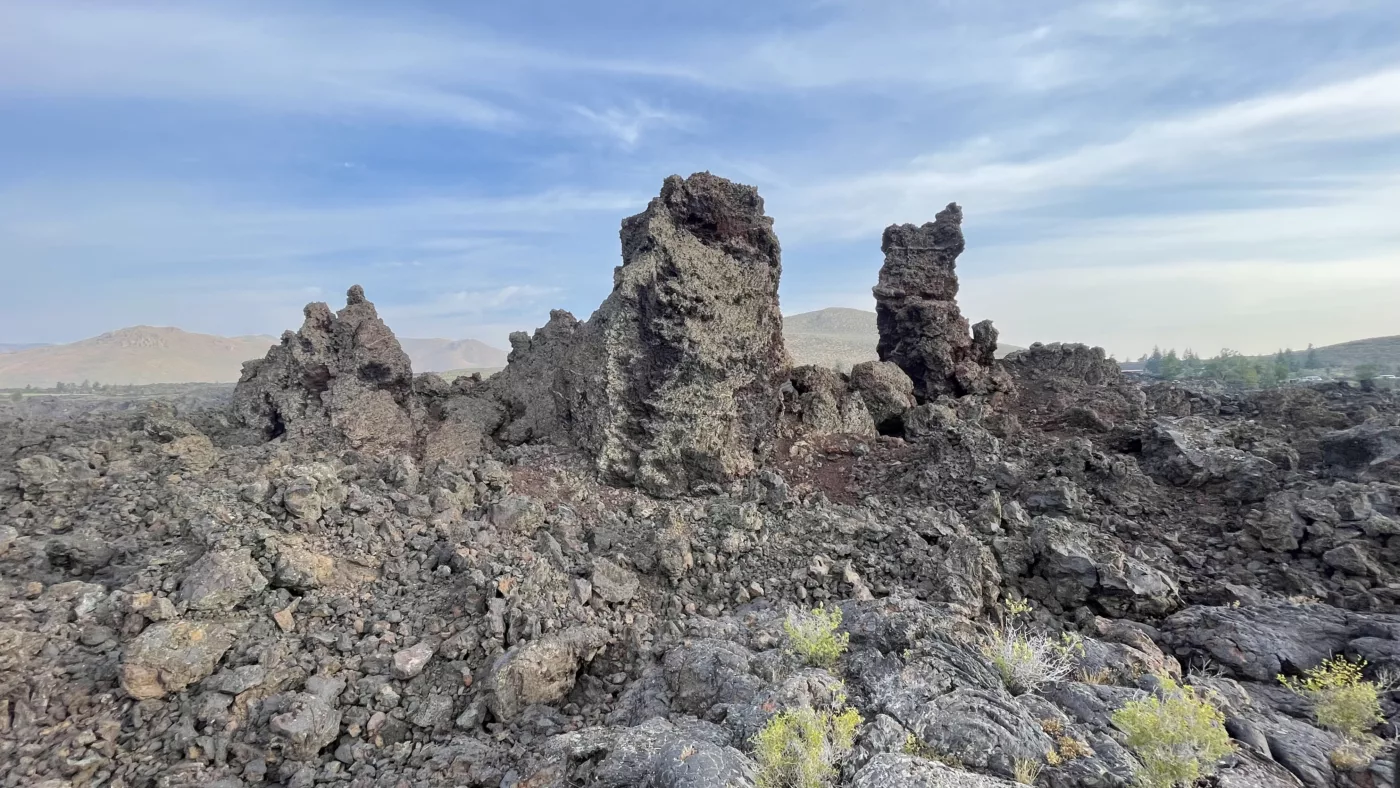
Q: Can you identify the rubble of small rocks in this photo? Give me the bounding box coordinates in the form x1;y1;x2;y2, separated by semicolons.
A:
3;172;1400;788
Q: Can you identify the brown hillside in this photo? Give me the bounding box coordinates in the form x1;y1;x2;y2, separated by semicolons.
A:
783;307;1023;370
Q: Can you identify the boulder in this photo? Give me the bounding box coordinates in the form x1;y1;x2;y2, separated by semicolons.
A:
849;361;916;433
591;557;640;604
1321;420;1400;478
269;692;342;761
481;625;609;722
1139;420;1278;503
120;620;249;699
873;204;1009;400
788;366;876;437
177;548;267;612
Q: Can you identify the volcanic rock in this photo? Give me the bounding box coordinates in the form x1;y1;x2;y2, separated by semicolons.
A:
232;285;420;454
873;204;1008;401
481;625;610;722
120;620;249;699
177;548;268;611
491;173;786;496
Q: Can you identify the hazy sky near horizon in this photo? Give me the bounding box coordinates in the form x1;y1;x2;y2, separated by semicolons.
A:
2;0;1398;359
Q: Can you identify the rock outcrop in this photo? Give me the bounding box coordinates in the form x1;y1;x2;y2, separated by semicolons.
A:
492;173;787;496
232;285;420;454
873;204;1007;401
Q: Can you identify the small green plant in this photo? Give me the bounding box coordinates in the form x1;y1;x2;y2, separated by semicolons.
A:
1328;741;1376;771
901;734;962;768
754;705;862;788
1279;656;1382;741
1112;675;1234;788
784;605;849;669
1012;758;1042;785
982;599;1082;694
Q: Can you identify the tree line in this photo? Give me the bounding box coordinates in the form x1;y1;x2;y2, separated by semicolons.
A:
1137;346;1394;388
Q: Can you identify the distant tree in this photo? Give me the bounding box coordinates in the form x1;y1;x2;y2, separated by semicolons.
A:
1305;344;1320;369
1159;350;1182;380
9;392;21;403
1356;364;1379;382
1145;346;1164;376
55;382;67;392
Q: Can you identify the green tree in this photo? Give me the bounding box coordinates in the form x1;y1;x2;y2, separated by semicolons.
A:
1305;344;1320;369
1159;350;1182;380
9;392;22;403
55;382;67;392
1145;346;1164;376
1356;364;1379;382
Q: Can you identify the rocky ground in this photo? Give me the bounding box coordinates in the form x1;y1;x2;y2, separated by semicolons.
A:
2;173;1400;788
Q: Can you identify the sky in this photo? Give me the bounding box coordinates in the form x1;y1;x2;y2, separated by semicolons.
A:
1;0;1399;360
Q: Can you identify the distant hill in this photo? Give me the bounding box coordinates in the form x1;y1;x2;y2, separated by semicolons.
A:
1309;335;1400;371
0;327;277;388
783;307;1023;370
0;327;509;388
398;338;509;372
0;343;50;354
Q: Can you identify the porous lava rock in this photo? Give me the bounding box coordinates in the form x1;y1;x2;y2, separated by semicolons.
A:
232;285;420;454
491;173;786;496
873;204;1008;401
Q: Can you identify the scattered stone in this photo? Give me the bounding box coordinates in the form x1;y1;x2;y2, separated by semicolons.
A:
392;641;436;680
482;625;609;722
591;557;640;604
177;548;268;612
120;620;249;699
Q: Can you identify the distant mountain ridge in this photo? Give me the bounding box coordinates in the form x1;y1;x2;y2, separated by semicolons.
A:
0;326;509;388
0;343;51;354
783;307;1024;370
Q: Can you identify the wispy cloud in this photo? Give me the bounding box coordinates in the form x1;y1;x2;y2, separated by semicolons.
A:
572;102;694;147
773;64;1400;239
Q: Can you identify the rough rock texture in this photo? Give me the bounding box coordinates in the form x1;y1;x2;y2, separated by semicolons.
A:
491;173;787;496
119;620;249;699
1002;342;1145;431
481;625;610;722
177;548;267;612
231;285;421;454
873;204;1008;401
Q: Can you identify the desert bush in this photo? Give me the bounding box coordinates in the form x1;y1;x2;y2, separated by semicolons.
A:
1112;675;1234;788
785;605;849;669
754;705;862;788
1012;758;1042;785
1279;656;1382;740
983;599;1081;694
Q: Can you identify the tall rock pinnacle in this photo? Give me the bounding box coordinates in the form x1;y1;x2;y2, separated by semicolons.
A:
873;203;1006;401
491;172;786;496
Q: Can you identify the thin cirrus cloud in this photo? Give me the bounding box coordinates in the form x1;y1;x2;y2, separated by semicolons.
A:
0;0;1397;355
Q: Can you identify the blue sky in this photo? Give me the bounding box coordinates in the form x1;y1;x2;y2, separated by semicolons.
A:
2;0;1398;358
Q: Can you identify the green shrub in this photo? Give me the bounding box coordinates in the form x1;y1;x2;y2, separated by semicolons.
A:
785;605;849;669
1279;656;1382;740
1112;676;1234;788
982;600;1081;694
754;705;862;788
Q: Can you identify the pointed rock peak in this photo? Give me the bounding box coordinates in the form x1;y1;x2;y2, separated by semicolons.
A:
874;202;1009;400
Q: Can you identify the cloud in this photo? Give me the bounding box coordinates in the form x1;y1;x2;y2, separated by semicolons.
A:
772;64;1400;240
572;102;694;147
